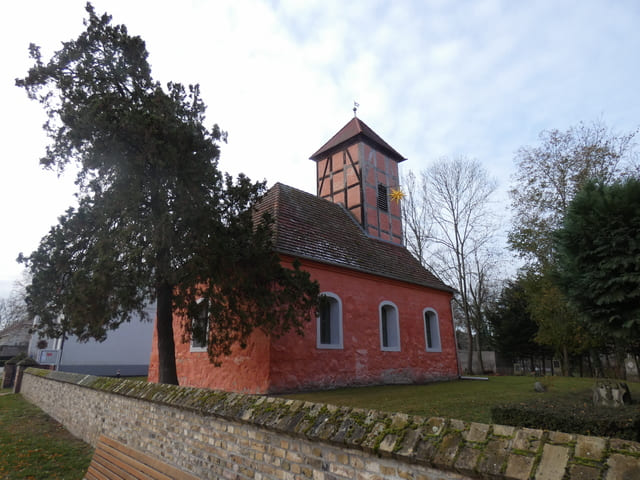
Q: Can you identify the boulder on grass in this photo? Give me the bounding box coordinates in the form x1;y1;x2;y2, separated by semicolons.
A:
592;379;632;407
534;381;546;393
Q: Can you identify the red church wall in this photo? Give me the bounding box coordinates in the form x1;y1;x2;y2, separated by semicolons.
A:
148;313;272;393
268;257;458;393
148;256;458;394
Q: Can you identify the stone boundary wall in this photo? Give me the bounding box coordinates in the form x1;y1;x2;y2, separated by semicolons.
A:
20;369;640;480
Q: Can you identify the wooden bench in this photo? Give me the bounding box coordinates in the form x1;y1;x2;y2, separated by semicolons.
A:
85;435;199;480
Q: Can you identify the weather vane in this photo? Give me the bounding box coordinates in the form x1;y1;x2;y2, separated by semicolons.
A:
353;101;359;117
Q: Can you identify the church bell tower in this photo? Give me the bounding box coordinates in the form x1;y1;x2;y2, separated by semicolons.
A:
309;116;406;245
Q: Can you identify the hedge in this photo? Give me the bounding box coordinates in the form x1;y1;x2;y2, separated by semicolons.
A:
491;400;640;441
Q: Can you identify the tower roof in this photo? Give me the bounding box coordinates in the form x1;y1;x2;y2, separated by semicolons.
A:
309;117;406;162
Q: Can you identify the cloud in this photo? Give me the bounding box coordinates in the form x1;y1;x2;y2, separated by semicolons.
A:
1;0;639;296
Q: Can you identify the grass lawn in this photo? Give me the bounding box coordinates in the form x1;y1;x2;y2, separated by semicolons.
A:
0;391;93;480
282;376;640;424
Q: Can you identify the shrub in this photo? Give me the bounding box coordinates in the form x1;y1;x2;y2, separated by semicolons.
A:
491;399;640;441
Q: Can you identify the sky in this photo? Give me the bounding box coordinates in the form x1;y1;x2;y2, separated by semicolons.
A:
1;0;639;299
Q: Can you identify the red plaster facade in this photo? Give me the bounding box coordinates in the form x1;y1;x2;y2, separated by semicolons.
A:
148;324;272;393
269;258;458;392
148;256;458;393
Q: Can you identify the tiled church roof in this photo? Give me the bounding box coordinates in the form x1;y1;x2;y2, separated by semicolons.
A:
256;183;454;293
309;117;406;163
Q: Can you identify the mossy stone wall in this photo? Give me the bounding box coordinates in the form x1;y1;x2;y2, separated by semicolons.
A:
20;369;640;480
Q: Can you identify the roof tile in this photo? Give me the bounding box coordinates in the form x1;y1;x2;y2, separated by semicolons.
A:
256;183;453;293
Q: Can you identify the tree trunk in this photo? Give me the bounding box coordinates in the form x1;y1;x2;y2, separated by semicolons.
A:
615;345;626;380
475;335;485;373
530;356;535;375
562;345;569;376
466;323;474;374
592;349;603;377
156;282;179;385
578;355;583;377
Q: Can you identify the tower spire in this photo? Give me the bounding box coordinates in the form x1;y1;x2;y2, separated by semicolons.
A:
353;100;359;117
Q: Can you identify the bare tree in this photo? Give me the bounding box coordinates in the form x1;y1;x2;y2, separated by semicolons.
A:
0;271;31;330
467;247;502;372
509;120;637;267
403;157;500;374
0;299;8;331
401;170;432;266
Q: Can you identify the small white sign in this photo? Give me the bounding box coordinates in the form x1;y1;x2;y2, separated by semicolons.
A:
38;349;60;365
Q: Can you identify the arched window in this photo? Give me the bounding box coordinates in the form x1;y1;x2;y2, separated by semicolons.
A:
379;301;400;351
424;308;441;352
317;293;343;349
190;298;209;352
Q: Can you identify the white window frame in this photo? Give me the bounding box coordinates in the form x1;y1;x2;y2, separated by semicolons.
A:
317;292;343;349
423;308;442;352
379;301;400;351
190;298;209;352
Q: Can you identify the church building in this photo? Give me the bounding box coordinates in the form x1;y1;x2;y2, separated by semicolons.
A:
148;117;459;393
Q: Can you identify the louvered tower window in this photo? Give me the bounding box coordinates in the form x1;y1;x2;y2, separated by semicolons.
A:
377;184;388;211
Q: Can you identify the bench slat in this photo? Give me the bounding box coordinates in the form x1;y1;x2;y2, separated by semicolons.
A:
85;462;113;480
95;443;161;480
101;436;193;480
88;458;130;480
95;449;156;480
84;435;199;480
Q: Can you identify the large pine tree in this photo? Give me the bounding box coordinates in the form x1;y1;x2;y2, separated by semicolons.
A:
16;4;319;384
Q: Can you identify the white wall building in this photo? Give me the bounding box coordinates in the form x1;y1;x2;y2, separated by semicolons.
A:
29;304;155;377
